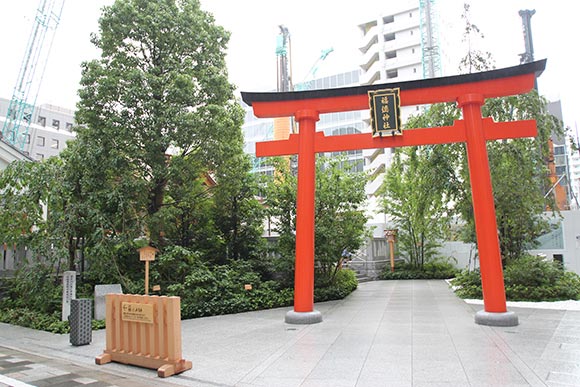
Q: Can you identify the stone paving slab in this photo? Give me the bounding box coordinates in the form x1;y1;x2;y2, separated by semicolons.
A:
0;280;579;386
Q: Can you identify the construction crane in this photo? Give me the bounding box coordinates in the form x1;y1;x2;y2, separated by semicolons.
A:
2;0;65;150
294;47;334;91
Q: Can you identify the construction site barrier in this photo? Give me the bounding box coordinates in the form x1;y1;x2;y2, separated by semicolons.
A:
95;294;192;378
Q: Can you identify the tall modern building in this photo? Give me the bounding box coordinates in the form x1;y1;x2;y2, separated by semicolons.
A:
0;97;75;162
357;0;437;232
242;70;364;176
546;101;572;210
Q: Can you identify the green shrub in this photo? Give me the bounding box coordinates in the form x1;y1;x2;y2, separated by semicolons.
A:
380;261;459;280
451;254;580;301
314;269;358;302
451;269;483;299
167;259;295;319
0;308;67;333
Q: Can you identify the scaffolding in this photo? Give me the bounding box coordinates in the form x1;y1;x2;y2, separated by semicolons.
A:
419;0;441;79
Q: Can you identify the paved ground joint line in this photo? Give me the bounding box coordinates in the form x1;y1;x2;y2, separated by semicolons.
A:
483;325;548;387
352;282;395;387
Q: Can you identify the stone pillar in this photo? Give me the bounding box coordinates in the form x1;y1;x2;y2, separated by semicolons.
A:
62;271;76;321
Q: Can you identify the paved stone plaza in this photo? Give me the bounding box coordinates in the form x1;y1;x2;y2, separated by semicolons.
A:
1;280;579;386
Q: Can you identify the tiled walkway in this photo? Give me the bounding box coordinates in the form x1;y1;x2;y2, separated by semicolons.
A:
1;280;579;386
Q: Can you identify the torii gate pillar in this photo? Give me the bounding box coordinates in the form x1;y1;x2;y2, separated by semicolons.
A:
243;60;546;327
286;109;323;324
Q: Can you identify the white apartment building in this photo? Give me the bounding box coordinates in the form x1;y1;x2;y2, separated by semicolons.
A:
357;1;428;234
0;97;75;163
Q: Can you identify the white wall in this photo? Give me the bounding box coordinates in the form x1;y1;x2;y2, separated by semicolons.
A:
437;210;580;276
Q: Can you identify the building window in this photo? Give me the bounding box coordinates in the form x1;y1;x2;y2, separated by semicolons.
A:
383;15;394;24
412;48;415;54
409;12;413;18
410;30;414;36
66;122;73;131
51;139;59;149
413;68;417;73
384;33;395;42
25;134;30;144
38;116;46;127
385;50;396;59
554;146;565;155
386;69;398;79
52;119;60;130
36;153;44;160
37;136;45;147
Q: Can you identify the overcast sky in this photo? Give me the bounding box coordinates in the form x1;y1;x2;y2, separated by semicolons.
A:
0;0;577;129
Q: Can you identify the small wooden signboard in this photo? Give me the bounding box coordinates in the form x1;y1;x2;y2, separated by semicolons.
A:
138;246;158;295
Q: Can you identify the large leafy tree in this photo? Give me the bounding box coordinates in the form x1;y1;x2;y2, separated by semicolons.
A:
383;91;561;266
74;0;245;247
379;146;454;268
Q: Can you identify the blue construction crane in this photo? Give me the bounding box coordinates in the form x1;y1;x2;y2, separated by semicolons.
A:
2;0;65;150
294;47;334;91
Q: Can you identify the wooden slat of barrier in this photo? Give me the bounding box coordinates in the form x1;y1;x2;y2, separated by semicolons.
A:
168;297;181;362
158;296;166;360
121;295;130;353
131;295;139;355
114;295;121;352
166;298;176;361
150;297;162;358
105;295;114;352
151;297;159;358
144;297;152;357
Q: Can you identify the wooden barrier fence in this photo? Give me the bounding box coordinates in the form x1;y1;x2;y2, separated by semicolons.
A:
95;294;192;377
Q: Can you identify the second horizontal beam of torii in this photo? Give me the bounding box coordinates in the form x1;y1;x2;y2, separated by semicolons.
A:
255;118;536;156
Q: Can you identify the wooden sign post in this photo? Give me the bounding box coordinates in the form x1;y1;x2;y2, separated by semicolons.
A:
138;246;158;295
385;229;398;273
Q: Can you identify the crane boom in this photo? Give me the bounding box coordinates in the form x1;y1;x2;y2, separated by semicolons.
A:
2;0;65;150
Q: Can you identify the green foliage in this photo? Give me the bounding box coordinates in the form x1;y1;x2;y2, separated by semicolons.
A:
0;0;266;301
264;156;370;285
450;269;483;299
211;153;266;264
161;257;294;319
73;0;248;249
451;255;580;301
380;260;460;280
0;265;62;315
382;8;562;267
379;146;452;268
0;308;69;334
483;91;561;262
394;88;562;266
314;269;358;302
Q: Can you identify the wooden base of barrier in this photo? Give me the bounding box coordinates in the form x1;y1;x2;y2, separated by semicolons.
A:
96;352;192;377
95;294;192;378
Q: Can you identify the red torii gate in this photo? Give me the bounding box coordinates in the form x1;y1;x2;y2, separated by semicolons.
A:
242;60;546;327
